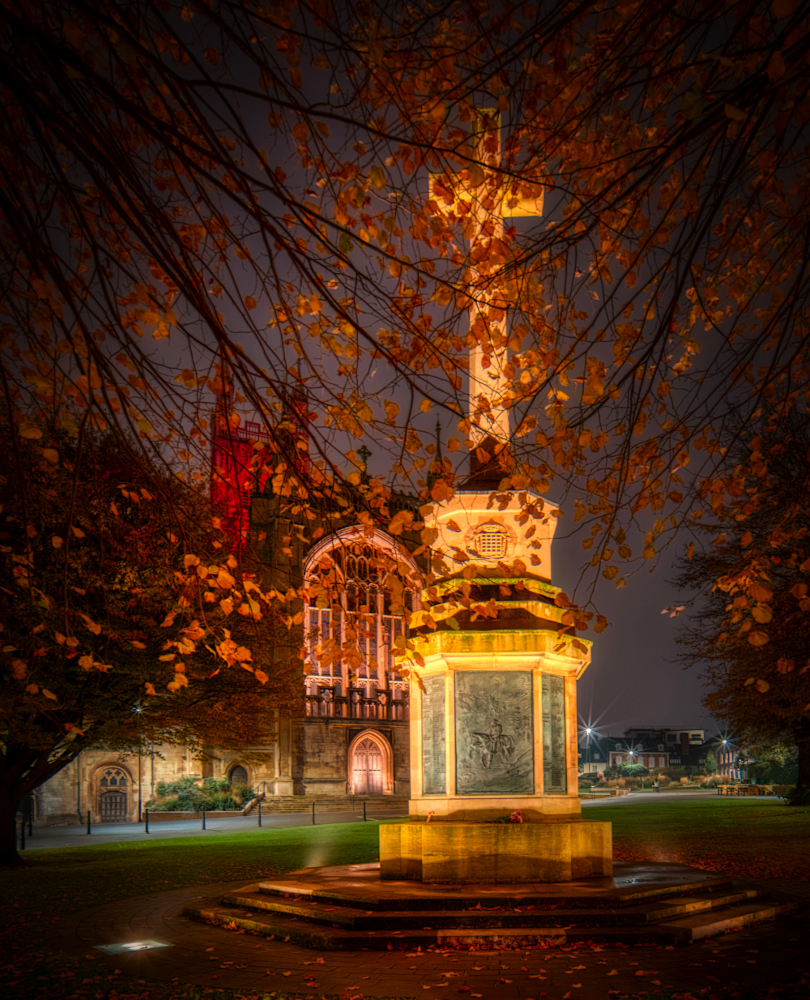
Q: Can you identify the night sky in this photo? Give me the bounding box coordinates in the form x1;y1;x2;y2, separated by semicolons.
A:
553;525;717;739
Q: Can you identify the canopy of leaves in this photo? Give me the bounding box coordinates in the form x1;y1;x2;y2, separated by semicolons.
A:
4;0;810;638
0;420;301;864
675;412;810;791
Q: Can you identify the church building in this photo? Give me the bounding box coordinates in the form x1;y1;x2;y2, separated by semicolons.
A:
32;380;423;825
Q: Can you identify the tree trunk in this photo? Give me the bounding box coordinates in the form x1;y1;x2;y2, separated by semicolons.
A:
0;783;24;867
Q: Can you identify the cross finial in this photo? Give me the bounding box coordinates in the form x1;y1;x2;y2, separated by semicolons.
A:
358;444;372;470
428;111;544;453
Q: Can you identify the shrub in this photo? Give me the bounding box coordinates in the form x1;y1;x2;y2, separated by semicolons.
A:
144;776;246;812
232;782;253;804
202;777;232;794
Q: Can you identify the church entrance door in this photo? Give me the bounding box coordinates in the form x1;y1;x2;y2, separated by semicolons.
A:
100;790;127;822
351;737;383;795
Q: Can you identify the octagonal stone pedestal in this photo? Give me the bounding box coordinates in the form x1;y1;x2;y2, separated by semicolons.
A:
380;818;612;883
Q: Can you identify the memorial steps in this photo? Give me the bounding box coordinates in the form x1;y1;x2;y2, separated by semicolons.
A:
183;860;799;949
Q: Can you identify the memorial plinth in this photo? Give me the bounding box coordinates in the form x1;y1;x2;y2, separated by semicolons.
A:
379;488;612;882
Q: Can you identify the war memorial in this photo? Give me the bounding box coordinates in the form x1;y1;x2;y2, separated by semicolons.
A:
183;118;797;947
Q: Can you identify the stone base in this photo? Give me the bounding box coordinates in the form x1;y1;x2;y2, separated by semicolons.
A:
184;859;801;949
409;794;581;822
380;820;612;883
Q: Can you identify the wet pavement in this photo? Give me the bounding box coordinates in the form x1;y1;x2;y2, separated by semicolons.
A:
48;873;810;999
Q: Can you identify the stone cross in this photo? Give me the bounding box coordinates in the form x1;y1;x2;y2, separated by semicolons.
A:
428;110;544;447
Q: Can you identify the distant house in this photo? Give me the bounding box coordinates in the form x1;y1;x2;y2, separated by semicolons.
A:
578;734;610;774
607;736;671;771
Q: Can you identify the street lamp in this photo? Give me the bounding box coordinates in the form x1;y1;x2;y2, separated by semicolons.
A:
585;728;593;773
133;703;144;822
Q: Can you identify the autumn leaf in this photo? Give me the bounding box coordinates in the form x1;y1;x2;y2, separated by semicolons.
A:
747;630;769;647
749;582;773;602
431;480;454;503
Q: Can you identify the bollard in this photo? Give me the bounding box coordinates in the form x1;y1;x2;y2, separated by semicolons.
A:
87;810;91;835
19;819;25;850
311;801;315;826
201;809;206;831
144;809;149;834
363;800;366;822
257;801;262;828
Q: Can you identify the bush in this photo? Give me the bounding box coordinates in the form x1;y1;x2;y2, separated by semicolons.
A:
145;776;247;812
202;777;232;794
232;782;253;803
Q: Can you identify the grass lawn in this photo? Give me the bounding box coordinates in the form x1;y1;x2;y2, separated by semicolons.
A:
1;801;809;1000
582;798;810;882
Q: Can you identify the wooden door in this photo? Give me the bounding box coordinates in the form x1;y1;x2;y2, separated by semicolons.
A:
352;738;383;794
100;790;127;822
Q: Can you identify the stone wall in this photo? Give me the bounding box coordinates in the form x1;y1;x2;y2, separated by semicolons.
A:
31;718;410;825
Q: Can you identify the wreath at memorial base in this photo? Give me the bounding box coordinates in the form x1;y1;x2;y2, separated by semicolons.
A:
487;810;524;824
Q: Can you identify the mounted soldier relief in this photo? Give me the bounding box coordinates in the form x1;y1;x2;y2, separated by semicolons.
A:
454;671;534;795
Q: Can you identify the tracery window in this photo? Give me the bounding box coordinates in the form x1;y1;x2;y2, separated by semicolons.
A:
100;767;127;787
304;534;419;701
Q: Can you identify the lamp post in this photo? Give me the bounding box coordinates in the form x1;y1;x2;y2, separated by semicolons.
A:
585;728;593;774
133;704;144;822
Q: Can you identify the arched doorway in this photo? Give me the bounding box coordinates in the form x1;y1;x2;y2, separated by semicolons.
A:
348;731;393;795
229;765;248;786
97;766;129;822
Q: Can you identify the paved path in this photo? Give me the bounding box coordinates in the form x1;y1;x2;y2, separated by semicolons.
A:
582;789;787;806
48;876;810;999
21;807;407;851
25;791;782;851
23;791;780;851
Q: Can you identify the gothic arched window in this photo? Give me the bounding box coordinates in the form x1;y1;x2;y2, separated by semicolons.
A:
100;767;127;788
303;529;421;705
